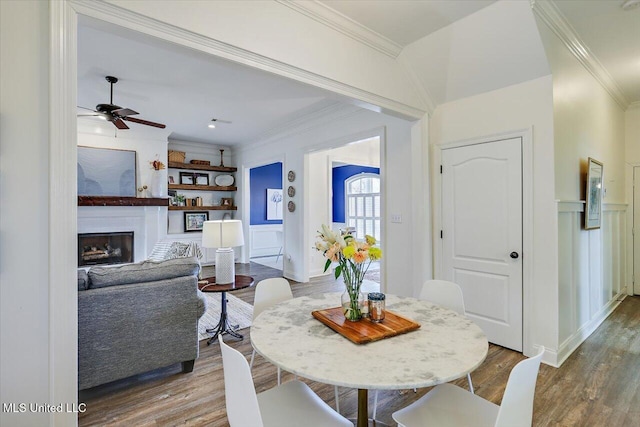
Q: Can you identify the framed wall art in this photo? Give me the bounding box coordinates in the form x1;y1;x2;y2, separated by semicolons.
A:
180;172;195;185
184;211;208;232
584;157;603;230
195;172;209;186
267;188;283;220
77;146;137;197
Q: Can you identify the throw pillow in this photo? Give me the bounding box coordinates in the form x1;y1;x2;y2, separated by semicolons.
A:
164;242;190;260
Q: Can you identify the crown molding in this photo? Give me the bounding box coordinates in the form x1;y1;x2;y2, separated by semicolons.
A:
276;0;403;59
531;0;630;110
628;101;640;111
69;0;425;120
397;53;436;116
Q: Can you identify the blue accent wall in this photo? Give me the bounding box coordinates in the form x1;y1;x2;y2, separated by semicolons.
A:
332;165;380;223
250;162;283;225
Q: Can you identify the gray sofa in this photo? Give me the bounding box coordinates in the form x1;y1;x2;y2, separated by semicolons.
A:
78;257;207;390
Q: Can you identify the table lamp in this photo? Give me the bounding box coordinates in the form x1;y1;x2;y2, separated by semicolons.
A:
202;219;244;285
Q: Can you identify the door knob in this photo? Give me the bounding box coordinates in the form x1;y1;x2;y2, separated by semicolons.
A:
510;251;519;259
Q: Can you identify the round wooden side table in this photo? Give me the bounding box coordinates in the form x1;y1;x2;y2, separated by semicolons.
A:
198;275;254;345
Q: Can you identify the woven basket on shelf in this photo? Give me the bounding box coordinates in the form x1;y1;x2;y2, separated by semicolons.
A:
168;150;185;163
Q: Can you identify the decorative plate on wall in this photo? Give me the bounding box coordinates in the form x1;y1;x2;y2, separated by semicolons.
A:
288;186;295;197
288;170;296;182
288;201;296;212
214;174;234;186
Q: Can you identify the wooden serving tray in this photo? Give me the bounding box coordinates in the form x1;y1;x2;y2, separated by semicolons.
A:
312;307;421;344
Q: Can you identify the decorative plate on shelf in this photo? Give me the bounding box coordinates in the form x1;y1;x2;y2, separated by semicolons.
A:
288;201;296;212
214;174;234;186
288;170;296;182
288;186;295;197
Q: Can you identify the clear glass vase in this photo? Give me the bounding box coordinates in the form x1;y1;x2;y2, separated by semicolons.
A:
341;289;364;321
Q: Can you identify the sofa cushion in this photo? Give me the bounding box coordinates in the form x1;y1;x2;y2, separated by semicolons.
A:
88;257;200;289
78;269;89;291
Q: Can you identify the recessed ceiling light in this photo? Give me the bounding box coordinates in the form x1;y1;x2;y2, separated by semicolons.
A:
208;123;216;129
622;0;640;11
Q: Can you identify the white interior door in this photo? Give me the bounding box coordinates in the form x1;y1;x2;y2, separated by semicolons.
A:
441;138;523;351
633;167;640;295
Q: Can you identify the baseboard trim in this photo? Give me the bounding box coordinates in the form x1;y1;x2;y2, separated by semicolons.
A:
556;293;625;366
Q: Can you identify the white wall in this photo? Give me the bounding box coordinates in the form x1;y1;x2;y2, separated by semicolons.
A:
535;15;628;365
105;0;426;117
237;106;422;297
625;107;640;163
400;0;549;106
308;150;332;278
430;76;557;360
625;107;640;296
0;1;52;425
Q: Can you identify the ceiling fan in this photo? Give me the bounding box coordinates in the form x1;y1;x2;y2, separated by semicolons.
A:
78;76;166;130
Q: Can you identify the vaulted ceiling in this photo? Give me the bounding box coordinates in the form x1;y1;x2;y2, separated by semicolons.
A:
77;1;639;145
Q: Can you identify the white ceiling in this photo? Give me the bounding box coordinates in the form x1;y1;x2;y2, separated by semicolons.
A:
320;0;496;46
77;18;336;145
77;1;640;146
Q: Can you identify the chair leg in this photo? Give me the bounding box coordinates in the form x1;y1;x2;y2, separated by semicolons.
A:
467;373;474;394
249;349;255;369
372;390;379;419
275;246;283;263
334;386;340;412
277;366;281;385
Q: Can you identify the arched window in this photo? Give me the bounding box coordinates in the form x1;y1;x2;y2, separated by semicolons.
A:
345;173;380;241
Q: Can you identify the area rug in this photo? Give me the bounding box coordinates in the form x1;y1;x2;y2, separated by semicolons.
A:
198;293;253;341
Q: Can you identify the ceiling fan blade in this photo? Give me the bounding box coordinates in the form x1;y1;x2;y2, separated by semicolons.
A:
78;106;97;112
113;118;129;130
212;118;232;124
123;116;166;129
112;108;139;117
77;114;100;117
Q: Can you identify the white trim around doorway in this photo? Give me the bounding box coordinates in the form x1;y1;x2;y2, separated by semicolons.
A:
431;128;534;358
52;3;416;417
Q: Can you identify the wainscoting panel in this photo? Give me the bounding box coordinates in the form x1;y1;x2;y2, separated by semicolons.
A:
557;201;627;365
250;224;283;258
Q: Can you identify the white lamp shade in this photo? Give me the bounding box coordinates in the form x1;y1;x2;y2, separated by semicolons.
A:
202;220;244;248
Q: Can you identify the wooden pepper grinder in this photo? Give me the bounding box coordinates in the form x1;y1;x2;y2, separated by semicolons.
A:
219;149;225;167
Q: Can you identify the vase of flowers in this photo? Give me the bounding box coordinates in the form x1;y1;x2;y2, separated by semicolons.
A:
315;224;382;321
149;157;166;198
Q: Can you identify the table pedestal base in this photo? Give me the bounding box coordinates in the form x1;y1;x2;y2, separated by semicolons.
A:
349;389;391;427
206;291;243;345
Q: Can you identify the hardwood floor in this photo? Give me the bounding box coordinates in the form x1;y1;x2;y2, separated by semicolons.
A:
79;266;640;426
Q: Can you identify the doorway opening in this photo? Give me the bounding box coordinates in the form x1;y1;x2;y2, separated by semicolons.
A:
247;161;284;274
307;136;382;291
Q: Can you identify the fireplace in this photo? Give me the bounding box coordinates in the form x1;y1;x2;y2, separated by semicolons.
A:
78;232;134;267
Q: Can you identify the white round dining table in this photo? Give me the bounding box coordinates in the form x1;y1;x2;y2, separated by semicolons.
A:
251;292;488;427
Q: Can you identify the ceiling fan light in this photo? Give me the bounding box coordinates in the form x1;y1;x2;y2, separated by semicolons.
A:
208;123;216;129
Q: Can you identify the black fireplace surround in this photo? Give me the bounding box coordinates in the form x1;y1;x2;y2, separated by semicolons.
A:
78;232;133;267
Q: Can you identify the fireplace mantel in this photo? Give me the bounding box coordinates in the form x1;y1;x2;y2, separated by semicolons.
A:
78;196;168;207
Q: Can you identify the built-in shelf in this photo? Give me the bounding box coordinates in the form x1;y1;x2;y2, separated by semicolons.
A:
168;205;237;211
78;196;168;207
168;161;237;172
168;184;236;192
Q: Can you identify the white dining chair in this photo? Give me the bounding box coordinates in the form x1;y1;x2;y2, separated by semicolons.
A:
371;279;473;420
219;335;353;427
393;346;544;427
419;279;474;393
250;278;293;385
